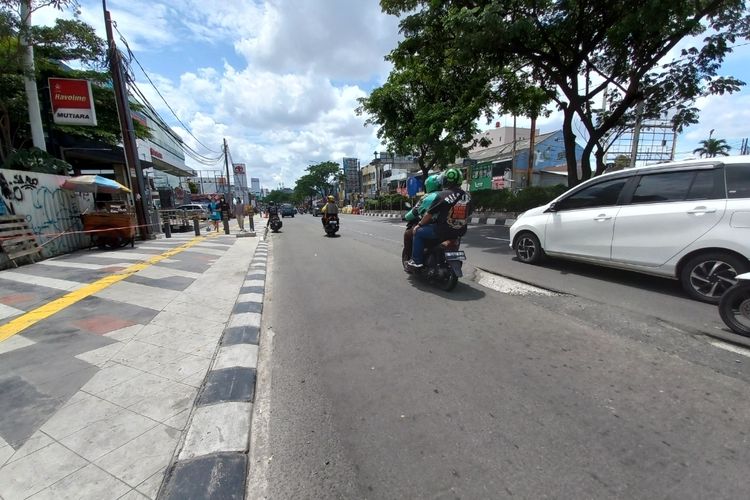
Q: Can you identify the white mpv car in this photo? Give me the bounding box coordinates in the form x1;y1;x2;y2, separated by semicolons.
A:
509;157;750;303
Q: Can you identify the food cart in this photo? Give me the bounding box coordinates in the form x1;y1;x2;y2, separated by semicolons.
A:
61;175;136;249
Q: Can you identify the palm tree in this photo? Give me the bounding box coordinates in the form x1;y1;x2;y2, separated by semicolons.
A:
693;137;731;158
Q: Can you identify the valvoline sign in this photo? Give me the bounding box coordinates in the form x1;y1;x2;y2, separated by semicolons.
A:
48;78;97;126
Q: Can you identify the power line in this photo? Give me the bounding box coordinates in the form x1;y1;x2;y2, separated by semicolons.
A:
127;80;225;166
112;23;222;155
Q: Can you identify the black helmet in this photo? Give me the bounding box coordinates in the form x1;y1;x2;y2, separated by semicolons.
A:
269;201;275;206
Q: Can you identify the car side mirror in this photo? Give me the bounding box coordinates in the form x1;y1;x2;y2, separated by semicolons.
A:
545;202;558;213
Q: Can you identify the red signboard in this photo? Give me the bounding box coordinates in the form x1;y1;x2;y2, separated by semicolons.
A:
48;78;97;126
233;164;246;174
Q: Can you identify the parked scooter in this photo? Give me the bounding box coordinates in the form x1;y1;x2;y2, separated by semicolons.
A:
324;214;339;236
719;272;750;337
401;222;465;291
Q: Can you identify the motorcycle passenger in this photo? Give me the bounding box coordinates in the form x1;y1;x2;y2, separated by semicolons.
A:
403;174;442;257
320;195;339;227
407;168;472;269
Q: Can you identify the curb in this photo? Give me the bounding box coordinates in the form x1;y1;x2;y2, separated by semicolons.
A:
159;239;269;500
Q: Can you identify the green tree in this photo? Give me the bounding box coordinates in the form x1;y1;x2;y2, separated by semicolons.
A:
356;23;497;180
304;161;340;196
0;1;149;163
265;190;292;204
693;137;731;157
381;0;748;186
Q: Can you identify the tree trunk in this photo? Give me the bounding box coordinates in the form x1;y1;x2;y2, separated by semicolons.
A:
561;105;580;187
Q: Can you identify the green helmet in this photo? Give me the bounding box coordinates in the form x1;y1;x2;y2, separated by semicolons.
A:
442;168;463;186
424;174;442;193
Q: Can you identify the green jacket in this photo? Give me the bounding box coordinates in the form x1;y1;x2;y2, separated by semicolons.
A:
404;192;439;222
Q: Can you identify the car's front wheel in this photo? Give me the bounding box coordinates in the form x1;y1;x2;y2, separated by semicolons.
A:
680;252;749;303
515;231;543;264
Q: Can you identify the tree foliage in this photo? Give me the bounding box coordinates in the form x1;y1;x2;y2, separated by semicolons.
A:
380;0;749;186
297;161;341;197
693;137;731;157
357;6;499;180
0;0;148;163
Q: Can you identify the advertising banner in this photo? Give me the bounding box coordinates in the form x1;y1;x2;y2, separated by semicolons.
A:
48;78;97;126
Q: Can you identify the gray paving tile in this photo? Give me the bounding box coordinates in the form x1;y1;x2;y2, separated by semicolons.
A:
232;301;262;314
154;260;212;274
198;368;256;406
0;376;59;449
222;326;259;345
0;281;65;311
160;453;247;500
5;265;104;283
125;274;194;291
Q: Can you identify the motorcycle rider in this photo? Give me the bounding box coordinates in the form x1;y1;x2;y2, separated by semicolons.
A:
407;168;472;269
266;201;280;228
320;195;339;228
403;173;442;258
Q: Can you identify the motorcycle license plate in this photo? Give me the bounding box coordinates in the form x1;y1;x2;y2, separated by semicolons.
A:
444;251;466;261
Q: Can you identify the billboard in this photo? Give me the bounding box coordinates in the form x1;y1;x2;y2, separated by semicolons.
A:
343;157;359;192
48;78;97;126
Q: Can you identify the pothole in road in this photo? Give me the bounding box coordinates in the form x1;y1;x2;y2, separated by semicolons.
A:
474;268;562;296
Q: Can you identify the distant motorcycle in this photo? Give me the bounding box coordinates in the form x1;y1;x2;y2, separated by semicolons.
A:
719;272;750;337
401;222;465;291
269;216;282;232
324;214;339;236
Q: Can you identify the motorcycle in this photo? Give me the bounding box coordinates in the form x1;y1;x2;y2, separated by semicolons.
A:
269;216;282;232
324;214;339;236
401;222;465;291
719;272;750;337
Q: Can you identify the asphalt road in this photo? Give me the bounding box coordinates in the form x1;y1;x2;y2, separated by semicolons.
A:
248;214;750;499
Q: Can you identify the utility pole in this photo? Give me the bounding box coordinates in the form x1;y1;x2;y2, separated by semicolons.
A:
629;100;645;168
103;0;150;238
20;0;45;151
223;138;233;211
526;115;537;188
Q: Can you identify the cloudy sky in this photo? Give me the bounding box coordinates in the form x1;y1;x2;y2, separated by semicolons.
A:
36;0;750;188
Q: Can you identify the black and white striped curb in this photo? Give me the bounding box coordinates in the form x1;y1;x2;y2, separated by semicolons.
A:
470;217;517;227
359;213;517;226
159;240;269;500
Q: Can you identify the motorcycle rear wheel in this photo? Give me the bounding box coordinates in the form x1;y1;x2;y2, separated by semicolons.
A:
719;284;750;337
439;269;459;291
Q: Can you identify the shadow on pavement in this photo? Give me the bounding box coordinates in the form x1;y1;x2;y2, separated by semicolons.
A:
404;274;486;301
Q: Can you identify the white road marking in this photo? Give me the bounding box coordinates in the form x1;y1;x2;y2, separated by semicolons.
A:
475;268;559;296
710;341;750;358
485;236;510;241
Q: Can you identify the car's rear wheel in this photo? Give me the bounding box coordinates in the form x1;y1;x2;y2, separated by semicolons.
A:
680;252;749;303
515;231;543;264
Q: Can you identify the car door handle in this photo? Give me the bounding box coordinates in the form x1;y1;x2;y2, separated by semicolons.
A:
687;207;716;215
593;214;612;221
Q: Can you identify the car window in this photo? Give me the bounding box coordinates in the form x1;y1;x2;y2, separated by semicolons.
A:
631;171;695;204
556;178;628;211
726;164;750;199
686;170;720;200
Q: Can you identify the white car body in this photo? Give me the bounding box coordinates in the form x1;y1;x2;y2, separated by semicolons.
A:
509;156;750;301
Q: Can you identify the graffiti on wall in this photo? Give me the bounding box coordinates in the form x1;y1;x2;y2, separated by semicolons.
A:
0;169;87;258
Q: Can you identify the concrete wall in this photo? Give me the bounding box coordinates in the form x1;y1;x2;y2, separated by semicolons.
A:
0;169;91;267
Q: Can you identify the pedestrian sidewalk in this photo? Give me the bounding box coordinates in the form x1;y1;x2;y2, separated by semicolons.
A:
0;216;265;500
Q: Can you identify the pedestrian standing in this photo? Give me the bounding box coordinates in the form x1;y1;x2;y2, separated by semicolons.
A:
208;196;221;232
234;197;246;231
